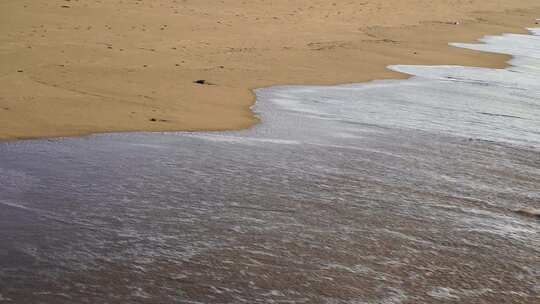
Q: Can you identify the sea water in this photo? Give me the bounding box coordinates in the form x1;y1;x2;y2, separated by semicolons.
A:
0;28;539;303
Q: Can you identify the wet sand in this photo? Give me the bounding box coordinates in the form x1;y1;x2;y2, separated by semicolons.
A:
1;1;540;140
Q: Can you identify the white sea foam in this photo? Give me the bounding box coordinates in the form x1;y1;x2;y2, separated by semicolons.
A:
252;28;540;148
187;134;301;145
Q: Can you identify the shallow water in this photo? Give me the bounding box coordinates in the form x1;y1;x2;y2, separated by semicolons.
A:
1;29;539;303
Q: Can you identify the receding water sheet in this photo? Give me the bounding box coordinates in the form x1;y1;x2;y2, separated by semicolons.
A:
1;29;539;303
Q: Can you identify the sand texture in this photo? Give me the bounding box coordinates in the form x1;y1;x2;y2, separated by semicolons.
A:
1;0;539;140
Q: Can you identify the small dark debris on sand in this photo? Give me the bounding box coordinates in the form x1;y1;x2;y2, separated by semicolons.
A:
149;118;169;122
194;79;215;85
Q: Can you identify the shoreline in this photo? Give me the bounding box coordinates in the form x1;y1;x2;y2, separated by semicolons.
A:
2;26;540;302
1;1;540;141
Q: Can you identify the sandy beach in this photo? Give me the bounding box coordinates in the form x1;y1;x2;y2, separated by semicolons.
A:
1;0;539;140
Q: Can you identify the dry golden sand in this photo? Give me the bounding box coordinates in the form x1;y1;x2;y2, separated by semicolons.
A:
1;1;539;140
